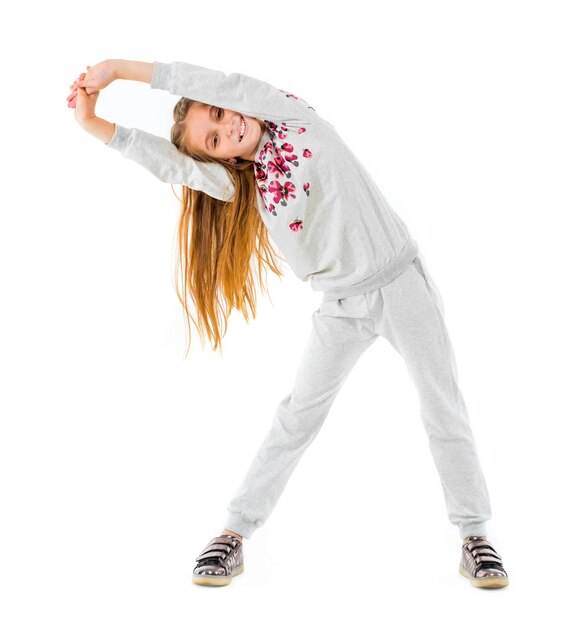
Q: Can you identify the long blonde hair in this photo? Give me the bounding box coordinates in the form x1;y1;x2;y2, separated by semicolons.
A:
170;97;284;357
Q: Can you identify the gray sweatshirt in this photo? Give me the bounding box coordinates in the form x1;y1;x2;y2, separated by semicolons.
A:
105;61;420;301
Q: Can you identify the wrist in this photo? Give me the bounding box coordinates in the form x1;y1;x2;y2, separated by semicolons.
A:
110;58;126;81
79;115;98;131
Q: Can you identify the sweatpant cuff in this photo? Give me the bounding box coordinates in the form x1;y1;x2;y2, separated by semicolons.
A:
224;510;261;539
459;522;488;538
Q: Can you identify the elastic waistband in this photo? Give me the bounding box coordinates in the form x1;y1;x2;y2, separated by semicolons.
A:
321;237;420;303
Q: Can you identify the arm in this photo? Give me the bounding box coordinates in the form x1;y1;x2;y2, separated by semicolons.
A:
149;60;317;125
82;116;116;144
114;60;154;85
78;59;318;125
102;122;235;202
70;72;234;201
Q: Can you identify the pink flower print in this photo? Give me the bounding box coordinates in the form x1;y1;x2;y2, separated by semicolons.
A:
259;140;275;163
267;157;292;179
280;143;299;164
268;180;297;207
298;127;307;134
266;120;289;140
254;164;268;184
277;143;300;167
266;120;278;132
289;218;303;232
267;203;277;216
303;148;312;159
303;182;310;197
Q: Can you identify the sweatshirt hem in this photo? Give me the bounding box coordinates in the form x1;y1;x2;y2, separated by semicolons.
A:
320;237;419;302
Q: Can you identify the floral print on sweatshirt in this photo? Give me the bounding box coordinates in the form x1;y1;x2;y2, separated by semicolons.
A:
253;91;314;232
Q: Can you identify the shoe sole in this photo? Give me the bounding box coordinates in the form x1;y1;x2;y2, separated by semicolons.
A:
192;563;244;586
459;565;509;588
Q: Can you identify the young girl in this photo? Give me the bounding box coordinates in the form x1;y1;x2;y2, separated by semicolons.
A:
68;59;509;589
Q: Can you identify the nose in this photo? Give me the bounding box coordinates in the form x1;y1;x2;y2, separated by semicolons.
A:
226;114;238;140
218;111;237;140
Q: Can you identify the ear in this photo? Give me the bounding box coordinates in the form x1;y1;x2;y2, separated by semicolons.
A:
227;158;237;165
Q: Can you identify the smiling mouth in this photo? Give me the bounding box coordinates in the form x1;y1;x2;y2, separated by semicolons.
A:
239;116;247;142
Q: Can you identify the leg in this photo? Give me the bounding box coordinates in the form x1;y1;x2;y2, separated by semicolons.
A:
366;254;492;538
224;296;378;539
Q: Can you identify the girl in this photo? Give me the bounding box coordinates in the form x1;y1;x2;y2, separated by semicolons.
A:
67;59;509;589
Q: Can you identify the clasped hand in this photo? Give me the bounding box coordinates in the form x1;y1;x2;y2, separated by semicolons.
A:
66;60;118;126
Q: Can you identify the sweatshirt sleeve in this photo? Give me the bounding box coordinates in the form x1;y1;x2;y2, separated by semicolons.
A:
150;61;317;126
104;123;235;202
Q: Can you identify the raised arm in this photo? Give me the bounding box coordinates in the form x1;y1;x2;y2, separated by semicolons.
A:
104;123;235;201
148;60;318;125
78;59;318;126
71;67;235;202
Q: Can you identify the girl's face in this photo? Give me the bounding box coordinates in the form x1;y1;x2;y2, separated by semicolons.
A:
185;104;266;163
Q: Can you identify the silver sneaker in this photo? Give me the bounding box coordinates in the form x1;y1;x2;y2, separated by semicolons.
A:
459;536;509;588
192;534;244;587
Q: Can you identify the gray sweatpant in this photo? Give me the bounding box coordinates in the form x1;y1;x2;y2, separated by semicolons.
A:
223;253;492;539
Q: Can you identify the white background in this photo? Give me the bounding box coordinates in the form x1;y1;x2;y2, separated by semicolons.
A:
1;0;576;623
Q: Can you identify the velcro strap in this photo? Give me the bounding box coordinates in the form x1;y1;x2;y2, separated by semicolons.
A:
196;536;238;561
196;549;229;563
197;545;231;559
478;561;506;572
475;555;502;565
472;548;501;559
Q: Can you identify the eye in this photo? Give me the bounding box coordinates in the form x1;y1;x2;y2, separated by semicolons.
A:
213;108;224;147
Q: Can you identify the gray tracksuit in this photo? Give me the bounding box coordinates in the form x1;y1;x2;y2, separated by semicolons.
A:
105;61;492;539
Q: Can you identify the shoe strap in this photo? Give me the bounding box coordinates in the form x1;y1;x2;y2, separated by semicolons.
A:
463;537;501;559
196;535;240;562
463;538;507;575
